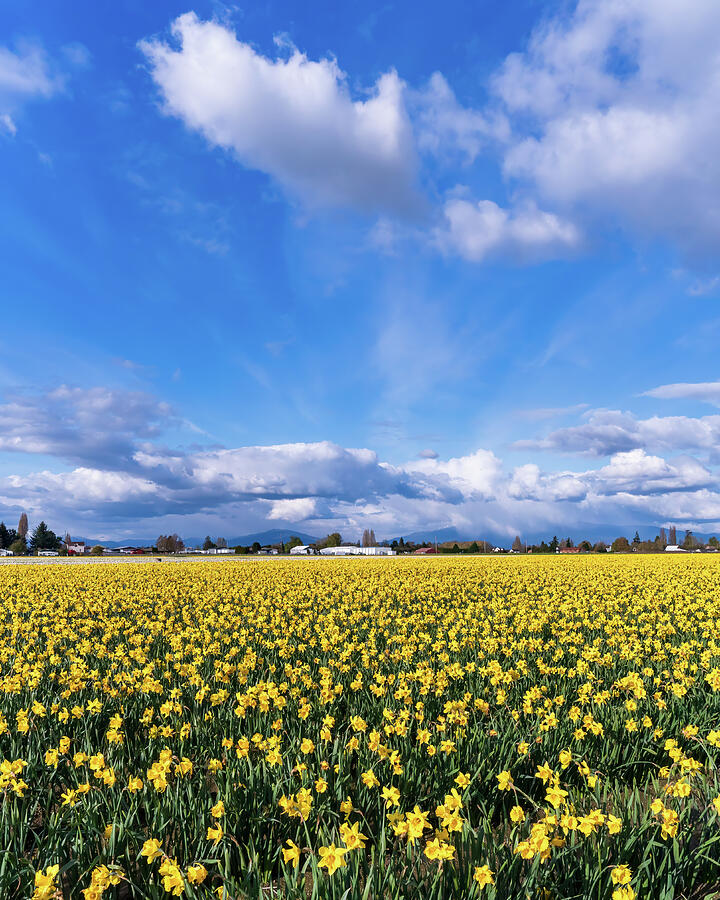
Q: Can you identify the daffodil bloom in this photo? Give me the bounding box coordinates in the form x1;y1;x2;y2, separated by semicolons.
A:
474;865;495;887
340;820;367;850
317;843;347;875
141;838;163;862
207;825;224;844
187;864;208;884
282;840;301;867
611;865;632;886
32;864;59;900
496;770;513;790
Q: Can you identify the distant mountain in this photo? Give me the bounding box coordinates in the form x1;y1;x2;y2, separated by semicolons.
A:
70;528;320;549
387;522;719;548
70;537;158;549
65;523;719;552
215;528;320;547
391;526;466;545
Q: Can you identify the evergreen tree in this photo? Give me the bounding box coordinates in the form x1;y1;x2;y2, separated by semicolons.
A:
29;522;61;552
512;535;523;552
549;536;559;552
203;536;216;551
633;531;640;545
0;522;9;549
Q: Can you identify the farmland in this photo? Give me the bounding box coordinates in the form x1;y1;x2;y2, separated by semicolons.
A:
1;556;720;899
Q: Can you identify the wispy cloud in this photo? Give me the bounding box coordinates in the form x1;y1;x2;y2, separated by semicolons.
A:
643;381;720;407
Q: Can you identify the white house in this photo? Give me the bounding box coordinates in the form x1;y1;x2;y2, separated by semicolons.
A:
38;550;59;557
665;545;686;552
290;544;313;555
0;548;13;557
320;546;396;557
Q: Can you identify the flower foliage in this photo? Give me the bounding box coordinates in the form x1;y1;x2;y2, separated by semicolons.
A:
1;556;720;898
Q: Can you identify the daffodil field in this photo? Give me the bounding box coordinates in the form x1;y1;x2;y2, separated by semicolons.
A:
3;557;720;900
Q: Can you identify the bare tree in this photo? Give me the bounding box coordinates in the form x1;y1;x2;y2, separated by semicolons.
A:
511;535;523;552
158;534;184;553
216;537;228;549
17;513;28;540
659;527;667;547
669;525;677;545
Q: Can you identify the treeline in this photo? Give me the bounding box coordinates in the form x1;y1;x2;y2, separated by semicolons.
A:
0;514;63;555
524;527;719;554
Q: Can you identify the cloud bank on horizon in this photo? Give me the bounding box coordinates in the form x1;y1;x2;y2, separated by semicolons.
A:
2;0;720;541
1;383;720;540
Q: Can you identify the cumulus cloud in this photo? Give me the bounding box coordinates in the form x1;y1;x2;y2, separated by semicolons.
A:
494;0;720;258
643;381;720;407
2;433;720;536
267;497;321;521
436;196;580;263
140;13;420;214
2;385;720;536
0;386;175;467
516;409;720;457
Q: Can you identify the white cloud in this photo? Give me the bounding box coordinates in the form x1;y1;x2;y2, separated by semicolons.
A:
267;497;320;521
643;381;720;406
3;435;720;538
516;403;589;421
0;41;61;129
3;467;159;512
140;13;420;214
0;385;175;467
592;450;712;495
404;449;503;499
413;72;507;163
437;196;580;263
0;113;15;136
516;409;720;456
493;0;720;257
2;386;720;538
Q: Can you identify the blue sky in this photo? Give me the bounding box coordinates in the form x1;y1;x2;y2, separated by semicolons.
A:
2;0;720;542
